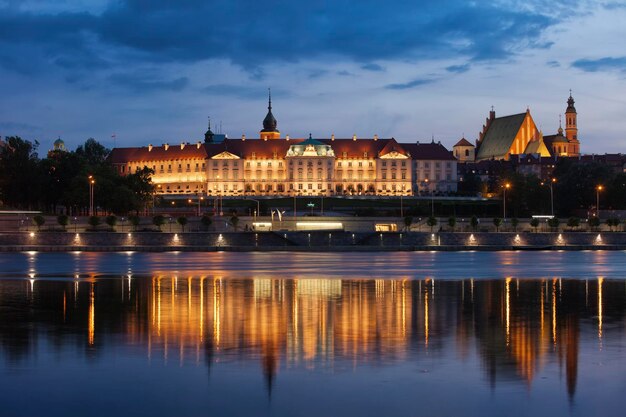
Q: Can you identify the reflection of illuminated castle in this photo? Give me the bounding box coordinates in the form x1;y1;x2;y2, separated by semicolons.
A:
7;275;616;401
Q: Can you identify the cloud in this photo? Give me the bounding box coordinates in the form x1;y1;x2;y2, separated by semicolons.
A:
361;63;385;72
446;64;470;73
337;70;354;76
385;78;434;90
108;72;189;92
0;0;571;76
571;56;626;73
603;2;626;10
546;60;560;67
202;84;289;99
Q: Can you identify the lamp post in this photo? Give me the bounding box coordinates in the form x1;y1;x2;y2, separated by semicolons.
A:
423;179;434;217
541;178;556;217
88;175;95;216
293;193;297;231
400;183;406;218
503;183;511;220
246;199;260;223
596;185;603;218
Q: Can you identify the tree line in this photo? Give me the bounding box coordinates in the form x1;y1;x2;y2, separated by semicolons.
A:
0;137;154;215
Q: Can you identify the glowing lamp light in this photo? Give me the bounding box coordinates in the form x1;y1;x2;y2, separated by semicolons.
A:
596;234;603;244
29;232;35;237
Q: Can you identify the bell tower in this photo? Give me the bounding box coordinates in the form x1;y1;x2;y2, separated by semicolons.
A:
565;90;577;142
260;89;280;140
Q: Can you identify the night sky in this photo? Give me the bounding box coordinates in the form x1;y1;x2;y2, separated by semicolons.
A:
1;0;625;152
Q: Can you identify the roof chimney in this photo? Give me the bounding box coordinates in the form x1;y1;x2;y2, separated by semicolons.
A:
242;134;246;141
352;134;357;141
286;135;290;141
374;134;378;141
180;142;185;150
196;142;201;149
164;143;169;150
331;134;335;141
148;144;153;152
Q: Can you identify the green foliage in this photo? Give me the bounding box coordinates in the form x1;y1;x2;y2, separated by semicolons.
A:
470;215;479;231
230;215;239;230
426;216;437;232
588;217;600;231
177;216;188;232
200;215;212;229
548;217;560;231
32;215;45;230
553;159;614;216
57;214;69;230
606;218;620;231
530;217;540;231
493;217;503;232
567;217;580;230
511;217;519;231
152;215;165;230
105;215;117;230
88;216;101;229
448;216;456;231
128;215;140;230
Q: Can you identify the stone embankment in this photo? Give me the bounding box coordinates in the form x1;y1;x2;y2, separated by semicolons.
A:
0;231;624;252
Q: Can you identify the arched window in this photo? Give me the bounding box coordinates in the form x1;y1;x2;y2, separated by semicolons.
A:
465;149;469;157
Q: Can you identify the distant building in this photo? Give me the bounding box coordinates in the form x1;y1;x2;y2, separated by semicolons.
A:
109;94;457;197
456;93;581;163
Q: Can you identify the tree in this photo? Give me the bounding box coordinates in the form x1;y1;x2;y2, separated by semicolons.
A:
105;215;117;231
230;215;240;231
0;137;41;209
177;216;188;232
404;216;413;231
32;215;45;231
152;215;165;231
493;217;503;232
470;215;479;231
548;217;560;232
511;217;519;232
588;217;600;231
57;214;69;230
448;216;456;232
200;215;212;231
75;138;110;165
129;215;140;231
88;216;101;230
530;217;539;232
567;217;580;231
427;216;437;232
606;218;620;232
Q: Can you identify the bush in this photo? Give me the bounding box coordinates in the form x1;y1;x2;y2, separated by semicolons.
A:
588;217;600;231
88;216;101;229
470;216;479;231
426;216;437;232
567;217;580;230
57;214;69;230
548;217;560;231
128;215;140;230
530;218;539;232
200;215;212;230
448;216;456;231
105;215;117;230
230;215;239;230
152;215;165;230
32;215;45;231
404;216;413;231
493;217;503;232
511;217;519;232
177;216;188;232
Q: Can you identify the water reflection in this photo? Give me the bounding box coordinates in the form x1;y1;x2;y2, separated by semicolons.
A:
1;275;625;408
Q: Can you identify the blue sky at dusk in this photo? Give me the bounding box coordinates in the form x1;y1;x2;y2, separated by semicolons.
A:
1;0;625;152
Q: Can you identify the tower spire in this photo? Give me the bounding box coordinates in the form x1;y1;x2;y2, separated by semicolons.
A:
260;88;280;139
268;88;272;111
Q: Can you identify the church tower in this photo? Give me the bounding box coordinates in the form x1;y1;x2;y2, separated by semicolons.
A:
260;89;280;140
565;91;580;156
565;92;577;141
204;117;214;144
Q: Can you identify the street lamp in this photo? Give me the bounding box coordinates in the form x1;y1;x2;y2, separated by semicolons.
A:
88;175;95;216
400;183;406;218
423;178;434;217
503;183;511;220
596;185;603;218
541;178;556;216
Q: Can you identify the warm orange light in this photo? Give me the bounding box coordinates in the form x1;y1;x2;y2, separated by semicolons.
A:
505;183;511;189
597;185;603;191
551;178;556;183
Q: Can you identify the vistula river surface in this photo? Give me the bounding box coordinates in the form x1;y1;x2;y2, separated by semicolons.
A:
0;251;625;417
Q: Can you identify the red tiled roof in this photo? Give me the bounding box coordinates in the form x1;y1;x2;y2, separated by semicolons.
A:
109;143;207;163
402;142;456;160
454;138;474;147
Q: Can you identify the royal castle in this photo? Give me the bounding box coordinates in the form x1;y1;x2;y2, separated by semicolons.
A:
109;94;458;197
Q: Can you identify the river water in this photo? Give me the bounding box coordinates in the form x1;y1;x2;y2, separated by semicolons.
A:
0;251;625;417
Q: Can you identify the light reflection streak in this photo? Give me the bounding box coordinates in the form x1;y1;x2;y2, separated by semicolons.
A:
598;277;603;344
88;282;95;346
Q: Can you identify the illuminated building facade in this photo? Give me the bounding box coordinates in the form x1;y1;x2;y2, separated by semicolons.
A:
109;97;458;196
454;93;581;162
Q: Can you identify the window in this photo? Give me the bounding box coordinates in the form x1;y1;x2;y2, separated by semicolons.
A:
348;162;352;167
369;161;373;168
364;152;368;158
257;162;261;167
308;184;313;189
465;149;469;157
267;161;272;167
342;152;347;158
401;172;406;180
358;161;362;167
251;152;256;158
278;161;283;167
298;183;303;190
391;172;396;180
246;162;251;168
338;162;342;167
382;161;387;167
213;161;218;167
